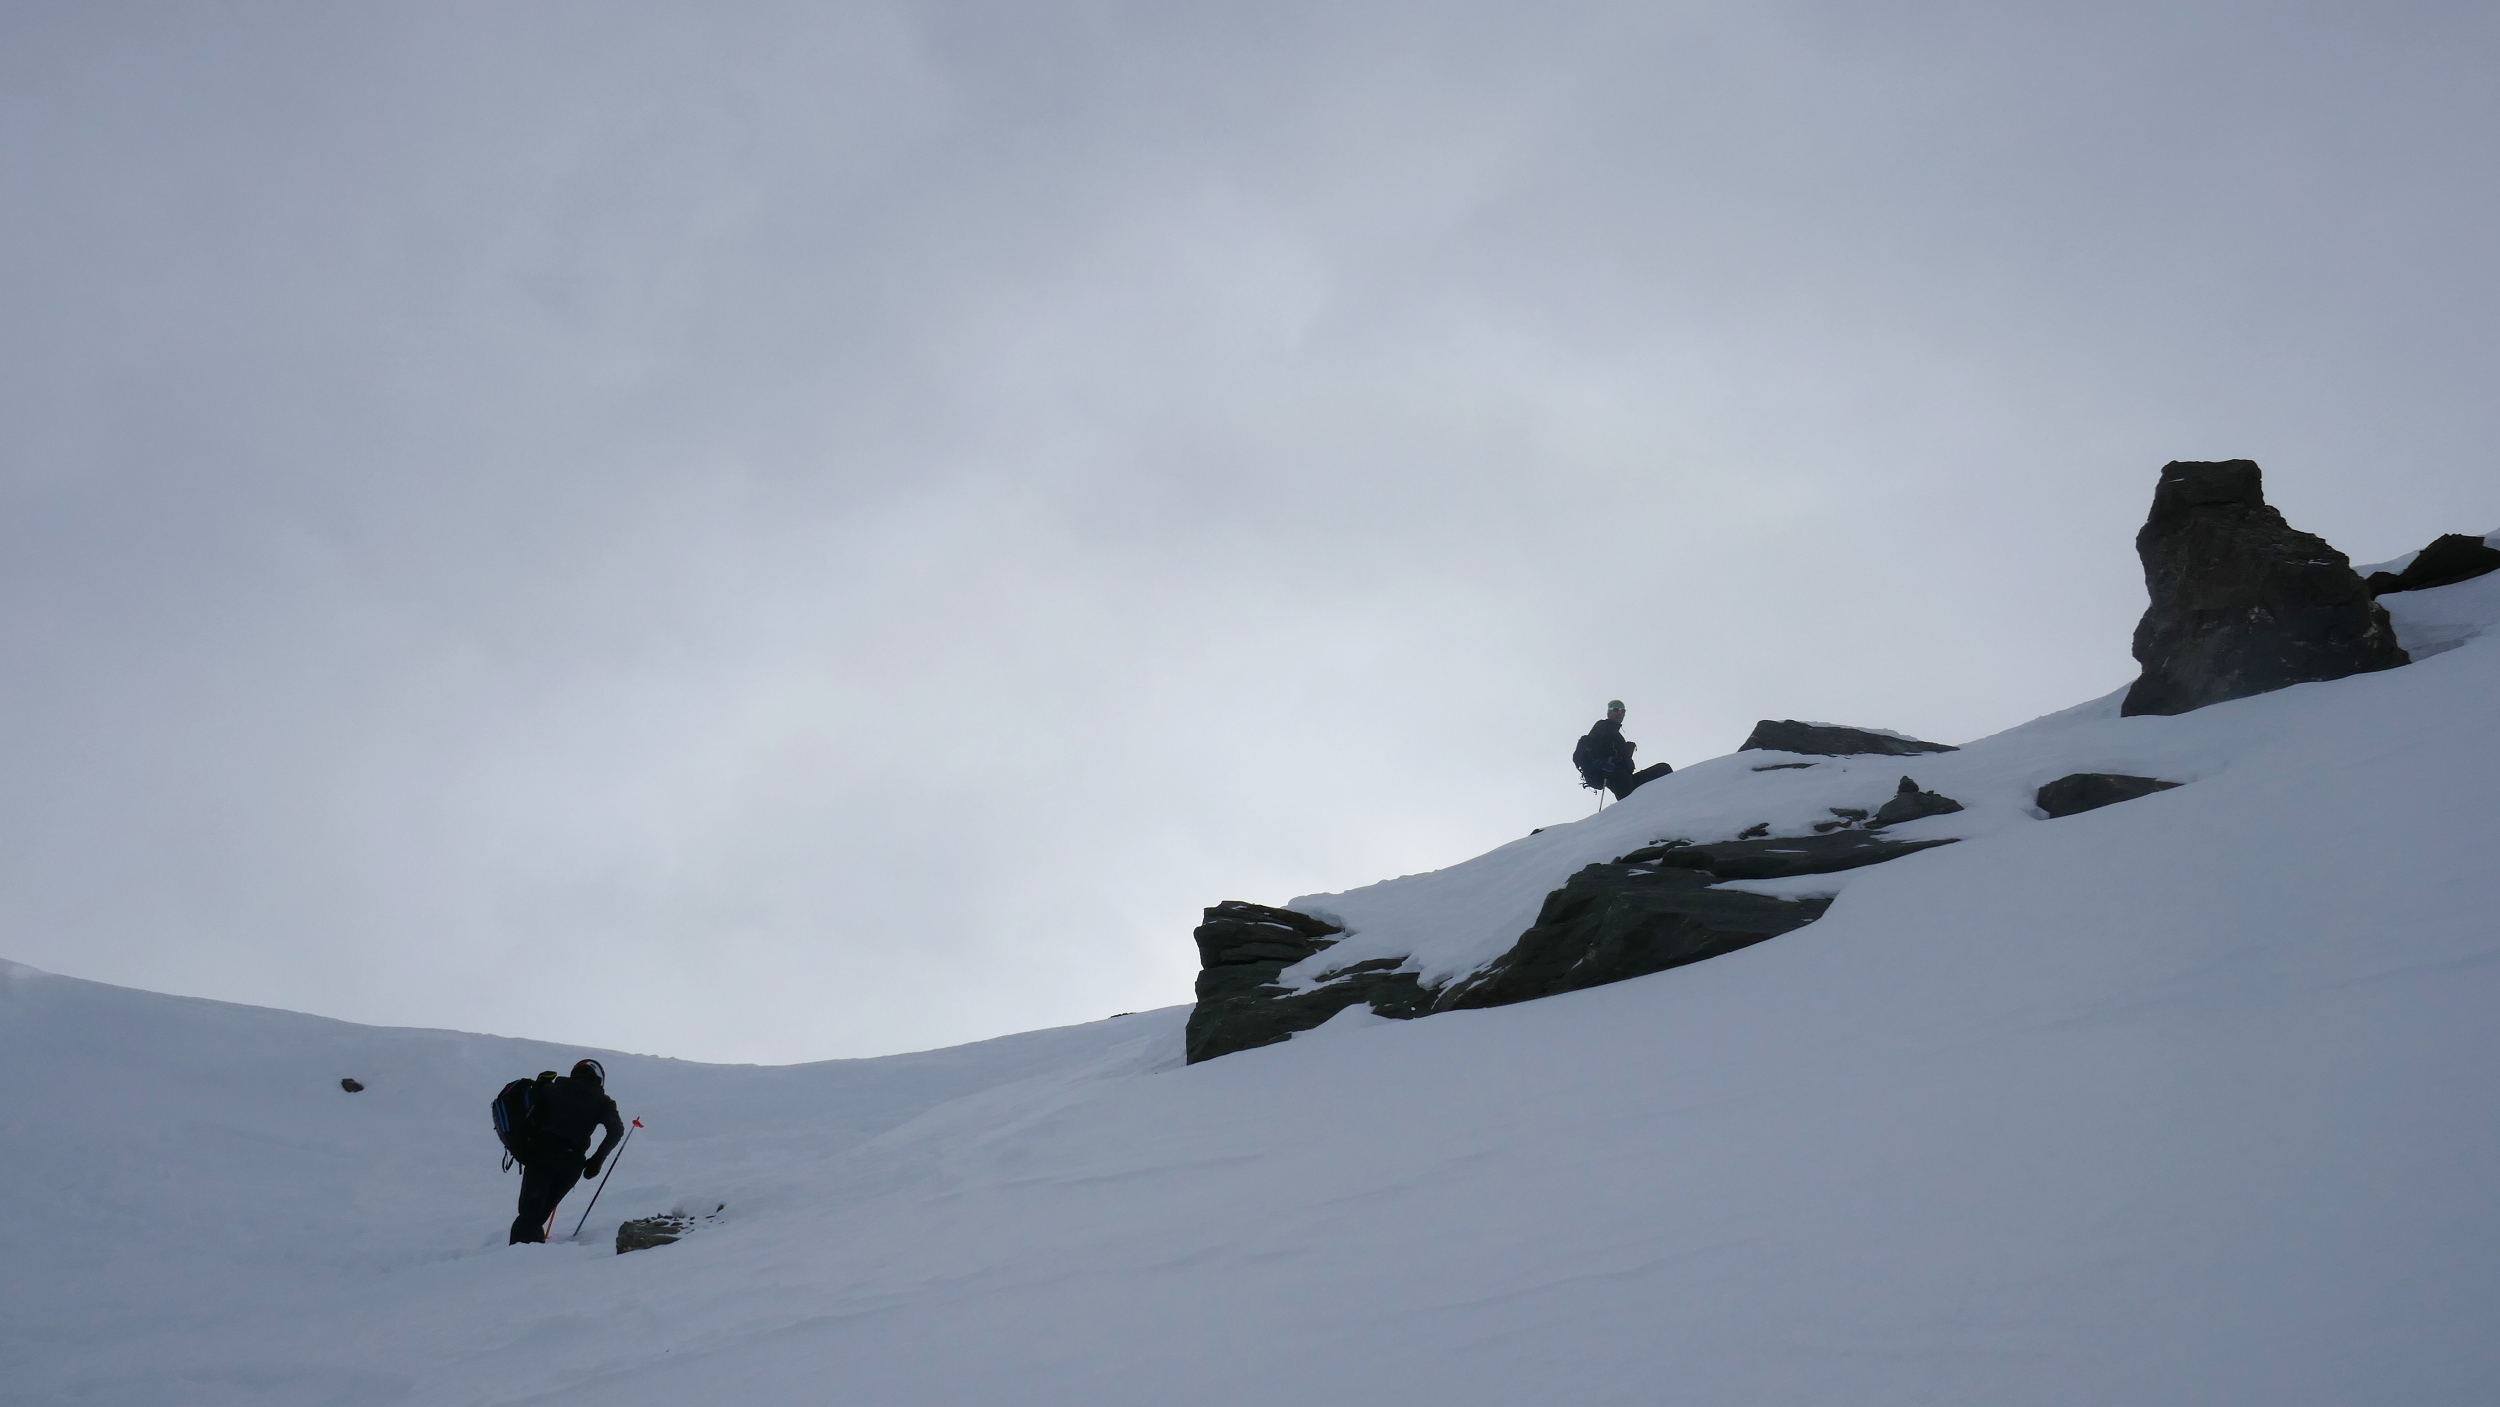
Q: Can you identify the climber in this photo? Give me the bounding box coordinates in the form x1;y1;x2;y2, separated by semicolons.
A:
1573;700;1674;800
508;1058;625;1245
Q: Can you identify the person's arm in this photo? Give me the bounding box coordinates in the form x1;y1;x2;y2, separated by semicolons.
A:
1599;721;1634;770
584;1100;625;1175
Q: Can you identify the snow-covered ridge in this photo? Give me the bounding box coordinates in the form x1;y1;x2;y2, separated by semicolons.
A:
1286;545;2500;992
7;535;2499;1405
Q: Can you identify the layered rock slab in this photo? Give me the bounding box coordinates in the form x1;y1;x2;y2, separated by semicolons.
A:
1739;720;1958;757
1436;863;1831;1011
1620;831;1959;879
1185;833;1962;1062
1185;902;1431;1064
2122;459;2407;717
2364;533;2500;596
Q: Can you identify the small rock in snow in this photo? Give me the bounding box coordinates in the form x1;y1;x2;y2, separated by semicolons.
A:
2035;773;2182;818
1869;778;1964;829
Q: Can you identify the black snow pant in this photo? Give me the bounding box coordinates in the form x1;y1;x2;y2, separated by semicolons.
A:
1607;762;1674;801
510;1153;584;1244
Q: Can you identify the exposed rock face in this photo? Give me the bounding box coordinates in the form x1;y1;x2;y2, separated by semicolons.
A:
338;1078;364;1093
2364;533;2500;596
1192;900;1342;974
1739;720;1958;757
1869;776;1964;829
1437;864;1830;1011
1620;830;1958;880
1437;830;1959;1011
1184;902;1433;1064
616;1204;725;1255
617;1216;690;1253
2035;772;2180;818
1184;830;1966;1061
2122;460;2407;717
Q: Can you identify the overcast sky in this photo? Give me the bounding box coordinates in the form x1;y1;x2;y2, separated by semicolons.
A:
2;0;2492;1063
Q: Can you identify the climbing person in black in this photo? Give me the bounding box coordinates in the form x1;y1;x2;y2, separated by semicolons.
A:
1574;699;1673;800
508;1058;625;1245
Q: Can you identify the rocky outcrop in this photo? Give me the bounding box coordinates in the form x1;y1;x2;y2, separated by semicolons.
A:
1185;902;1433;1064
1184;829;1967;1061
2122;460;2407;717
1436;830;1960;1011
1869;776;1964;829
1739;720;1957;757
616;1204;725;1255
1181;460;2426;1061
1436;864;1830;1011
1619;830;1959;880
2364;533;2500;596
2035;772;2180;818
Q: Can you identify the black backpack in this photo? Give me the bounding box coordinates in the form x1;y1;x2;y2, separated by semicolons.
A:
491;1073;555;1170
1571;731;1610;789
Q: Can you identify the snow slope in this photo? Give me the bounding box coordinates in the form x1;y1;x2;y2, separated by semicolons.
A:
6;558;2499;1405
1284;535;2500;992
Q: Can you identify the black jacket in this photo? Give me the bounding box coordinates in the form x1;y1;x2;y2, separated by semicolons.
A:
529;1074;623;1161
1579;717;1635;778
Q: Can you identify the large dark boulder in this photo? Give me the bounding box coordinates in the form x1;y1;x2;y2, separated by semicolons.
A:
1185;901;1434;1064
1436;863;1830;1011
2122;460;2407;717
2364;533;2500;596
2035;772;2180;818
1739;720;1957;757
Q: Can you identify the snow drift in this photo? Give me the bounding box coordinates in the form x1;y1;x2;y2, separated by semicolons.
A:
5;547;2500;1405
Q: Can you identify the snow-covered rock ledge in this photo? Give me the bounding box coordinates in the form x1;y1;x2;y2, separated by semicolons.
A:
1185;463;2500;1062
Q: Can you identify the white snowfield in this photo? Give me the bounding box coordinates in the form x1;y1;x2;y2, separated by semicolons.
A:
6;555;2498;1406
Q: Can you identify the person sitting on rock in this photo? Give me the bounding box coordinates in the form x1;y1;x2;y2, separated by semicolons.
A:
509;1058;624;1245
1574;700;1674;800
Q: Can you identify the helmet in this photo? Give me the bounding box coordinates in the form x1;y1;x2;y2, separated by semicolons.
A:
573;1058;606;1084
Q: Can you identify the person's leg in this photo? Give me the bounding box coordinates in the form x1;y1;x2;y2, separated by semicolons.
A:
510;1159;581;1244
1612;762;1674;799
520;1160;578;1242
511;1164;550;1243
